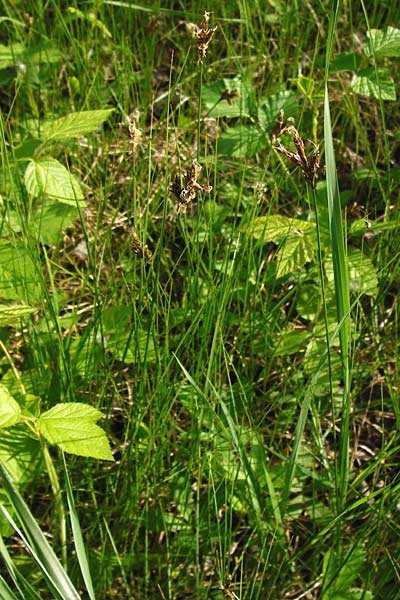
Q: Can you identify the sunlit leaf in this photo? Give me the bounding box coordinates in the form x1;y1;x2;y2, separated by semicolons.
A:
365;26;400;58
38;403;114;461
350;68;396;101
0;386;21;429
40;109;114;142
0;304;37;327
24;158;85;206
245;215;316;244
276;233;315;278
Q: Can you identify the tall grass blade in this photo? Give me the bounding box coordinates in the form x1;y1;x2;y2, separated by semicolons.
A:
324;0;351;511
0;576;20;600
62;453;96;600
0;462;80;600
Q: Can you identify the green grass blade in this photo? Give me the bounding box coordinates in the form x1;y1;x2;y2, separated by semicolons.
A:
0;576;20;600
324;0;351;511
0;462;80;600
62;453;96;600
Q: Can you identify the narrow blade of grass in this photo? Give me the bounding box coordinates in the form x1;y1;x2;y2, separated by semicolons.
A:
0;462;80;600
324;0;351;511
62;453;96;600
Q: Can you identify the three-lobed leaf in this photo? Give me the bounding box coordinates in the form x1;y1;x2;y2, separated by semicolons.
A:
38;403;114;461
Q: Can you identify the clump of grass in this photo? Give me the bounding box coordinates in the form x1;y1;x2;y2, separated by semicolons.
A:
0;2;399;599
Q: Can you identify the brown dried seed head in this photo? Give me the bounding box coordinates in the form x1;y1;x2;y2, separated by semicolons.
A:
172;159;212;214
128;109;142;153
132;233;152;263
194;11;217;64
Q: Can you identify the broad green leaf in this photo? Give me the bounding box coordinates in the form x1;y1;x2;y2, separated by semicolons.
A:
245;215;316;244
0;386;21;429
350;68;396;101
33;201;79;245
23;42;61;66
0;426;43;485
38;403;114;461
0;43;25;69
217;125;266;157
274;328;310;356
365;26;400;58
257;89;298;131
40;109;114;142
0;241;42;303
202;76;253;118
276;232;315;278
0;304;36;326
328;52;361;72
24;158;85;206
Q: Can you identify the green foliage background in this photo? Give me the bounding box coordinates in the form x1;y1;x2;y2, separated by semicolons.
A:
0;1;399;598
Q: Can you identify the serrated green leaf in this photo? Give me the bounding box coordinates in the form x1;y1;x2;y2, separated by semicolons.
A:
24;158;85;206
0;304;37;326
322;546;367;599
40;109;114;142
245;215;316;244
0;386;21;429
350;68;396;101
38;403;113;461
365;26;400;58
276;233;315;278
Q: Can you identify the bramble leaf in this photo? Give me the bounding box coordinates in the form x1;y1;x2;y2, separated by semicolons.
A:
0;385;21;429
350;68;396;101
24;158;85;206
40;109;114;142
365;26;400;58
38;403;113;461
